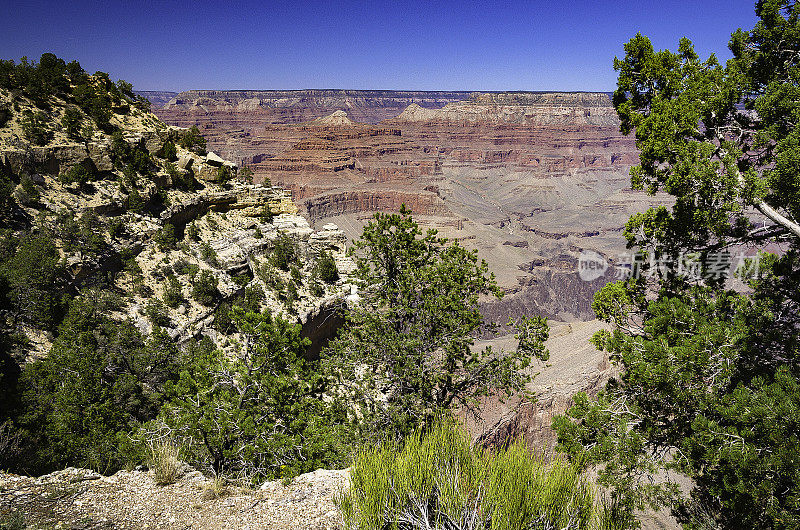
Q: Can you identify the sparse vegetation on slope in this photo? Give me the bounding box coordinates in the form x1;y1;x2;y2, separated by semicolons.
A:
0;53;356;482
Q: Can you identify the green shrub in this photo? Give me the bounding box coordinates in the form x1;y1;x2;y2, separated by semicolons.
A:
145;298;170;328
159;139;177;161
17;303;182;474
162;275;184;309
269;232;298;271
260;205;274;224
165;161;194;190
59;163;93;186
0;104;12;128
290;264;302;285
179;125;206;154
107;217;125;239
239;165;254;184
16;174;40;205
61;106;83;140
127;187;144;213
154;223;177;250
338;419;609;530
199;242;218;267
191;270;218;306
309;280;324;297
313;251;339;284
173;259;191;276
216;165;234;184
186;222;200;241
20;110;53;145
159;309;347;481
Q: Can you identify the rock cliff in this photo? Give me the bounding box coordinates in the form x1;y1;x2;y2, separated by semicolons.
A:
0;86;355;360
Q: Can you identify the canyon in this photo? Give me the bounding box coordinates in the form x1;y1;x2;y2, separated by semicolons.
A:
151;89;670;326
147;89;674;459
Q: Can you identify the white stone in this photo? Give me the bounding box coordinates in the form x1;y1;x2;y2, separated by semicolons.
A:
205;151;225;166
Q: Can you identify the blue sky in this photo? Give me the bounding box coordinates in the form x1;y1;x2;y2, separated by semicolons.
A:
0;0;759;91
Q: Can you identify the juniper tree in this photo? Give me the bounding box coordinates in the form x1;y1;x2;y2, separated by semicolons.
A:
324;206;549;441
554;3;800;527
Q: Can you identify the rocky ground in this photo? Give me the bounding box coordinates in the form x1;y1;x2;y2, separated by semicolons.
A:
0;466;349;529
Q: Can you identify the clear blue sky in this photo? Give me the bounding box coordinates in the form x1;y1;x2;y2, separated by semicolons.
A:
0;0;759;92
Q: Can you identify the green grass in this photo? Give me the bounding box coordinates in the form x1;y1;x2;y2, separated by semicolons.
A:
337;418;617;530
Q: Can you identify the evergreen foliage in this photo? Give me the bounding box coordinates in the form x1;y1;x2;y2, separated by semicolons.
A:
158;309;347;481
60;106;83;140
178;125;206;154
191;270;218;306
554;3;800;528
269;232;298;271
20;110;52;145
313;251;339;284
324;206;549;441
18;296;182;474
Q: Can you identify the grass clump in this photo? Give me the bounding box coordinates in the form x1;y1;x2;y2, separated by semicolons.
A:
148;440;182;486
337;419;612;530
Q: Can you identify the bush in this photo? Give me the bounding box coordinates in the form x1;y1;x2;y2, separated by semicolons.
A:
191;270;218;306
199;242;218;267
186;222;200;241
269;232;298;271
163;276;184;309
179;125;206;154
15;174;40;205
148;439;182;486
154;223;177;250
20;110;52;145
159;139;177;162
239;165;253;184
309;280;324;297
160;309;348;481
338;419;608;530
260;205;274;224
145;299;170;328
107;217;125;239
61;106;83;140
0;104;12;128
59;163;94;186
173;259;190;276
127;187;144;213
290;265;302;285
216;165;234;184
17;301;182;474
313;251;339;284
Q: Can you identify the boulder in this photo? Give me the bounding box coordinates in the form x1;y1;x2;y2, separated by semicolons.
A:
205;151;225;167
177;154;194;170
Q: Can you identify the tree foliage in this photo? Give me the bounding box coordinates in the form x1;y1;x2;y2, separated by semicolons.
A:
324;206;548;441
18;295;182;474
554;3;800;528
158;309;347;481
